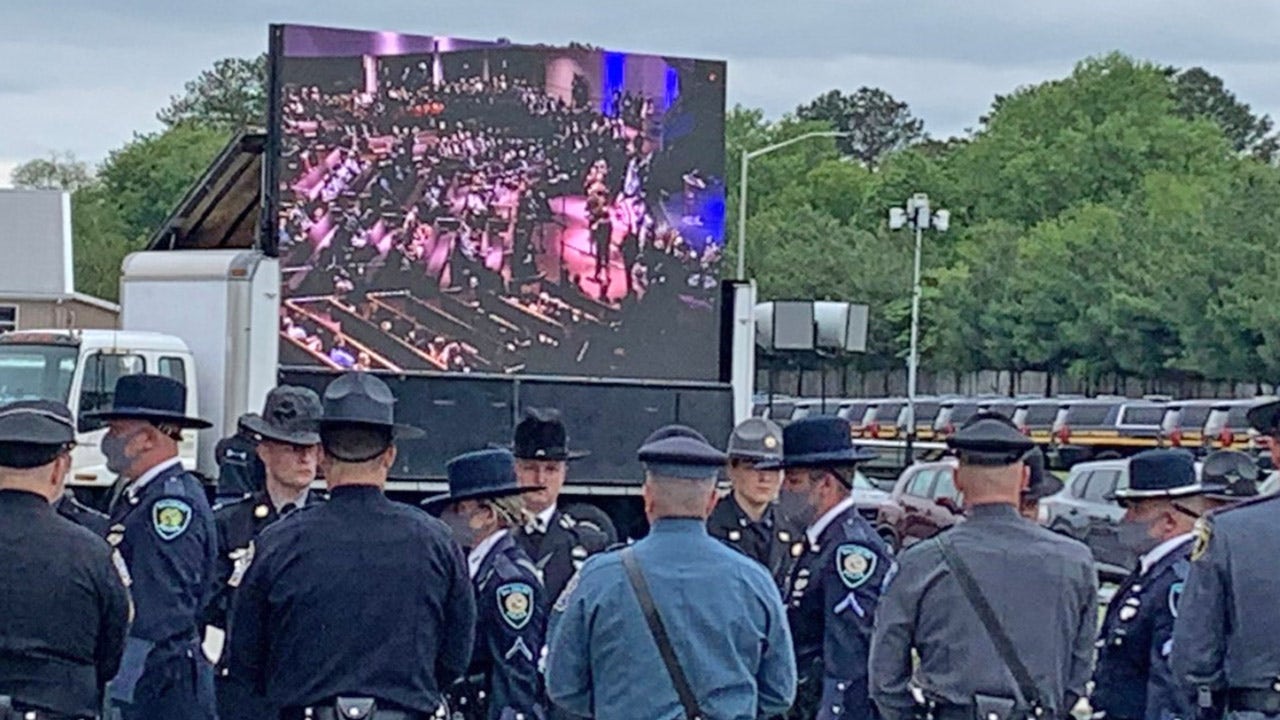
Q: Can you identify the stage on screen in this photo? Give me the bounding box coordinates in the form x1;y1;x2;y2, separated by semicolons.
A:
268;24;727;383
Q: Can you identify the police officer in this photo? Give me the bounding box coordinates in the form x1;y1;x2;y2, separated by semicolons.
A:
509;408;613;602
545;426;796;719
226;372;476;719
1017;447;1061;521
0;400;131;719
1171;398;1280;720
204;386;326;720
707;417;798;590
214;415;266;498
1092;449;1210;720
55;488;111;534
86;375;218;719
870;414;1098;720
425;449;546;720
771;415;894;720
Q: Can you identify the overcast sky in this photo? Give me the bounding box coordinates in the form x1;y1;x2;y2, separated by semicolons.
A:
2;0;1278;185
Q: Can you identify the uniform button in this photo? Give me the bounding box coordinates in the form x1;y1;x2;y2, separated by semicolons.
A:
837;682;847;691
832;705;842;715
988;714;1000;720
1273;681;1280;692
347;708;361;718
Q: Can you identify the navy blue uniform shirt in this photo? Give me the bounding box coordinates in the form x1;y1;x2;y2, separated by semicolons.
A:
226;484;477;714
0;489;131;717
1093;536;1194;720
786;499;896;720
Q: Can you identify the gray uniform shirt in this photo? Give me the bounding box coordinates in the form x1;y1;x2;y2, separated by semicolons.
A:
869;504;1098;720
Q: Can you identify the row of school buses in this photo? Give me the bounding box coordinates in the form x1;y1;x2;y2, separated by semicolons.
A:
752;394;1270;468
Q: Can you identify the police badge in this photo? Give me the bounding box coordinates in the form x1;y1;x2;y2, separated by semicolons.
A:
836;543;877;589
152;498;192;541
497;582;534;629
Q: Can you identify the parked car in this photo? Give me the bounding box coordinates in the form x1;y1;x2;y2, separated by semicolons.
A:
850;469;895;524
1204;399;1269;452
932;400;981;441
875;459;965;551
1013;398;1066;445
1039;459;1133;579
1051;399;1166;466
1158;399;1219;451
895;398;943;441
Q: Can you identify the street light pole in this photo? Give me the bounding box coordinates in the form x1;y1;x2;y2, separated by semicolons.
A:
736;130;849;280
890;193;948;468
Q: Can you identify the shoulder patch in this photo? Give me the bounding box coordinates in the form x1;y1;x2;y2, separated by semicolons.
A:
553;570;582;613
497;582;534;629
152;498;193;541
1168;580;1184;618
836;543;878;589
1191;517;1212;562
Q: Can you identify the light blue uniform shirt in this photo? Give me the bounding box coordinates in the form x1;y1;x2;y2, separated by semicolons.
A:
545;518;797;720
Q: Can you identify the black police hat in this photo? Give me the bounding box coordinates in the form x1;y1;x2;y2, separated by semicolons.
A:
726;418;784;463
637;426;727;480
1199;449;1262;502
946;413;1034;466
82;374;211;429
765;416;876;470
1245;397;1280;435
1022;446;1062;500
0;400;76;469
1114;448;1200;500
512;408;587;461
241;386;323;446
421;448;538;511
319;372;424;439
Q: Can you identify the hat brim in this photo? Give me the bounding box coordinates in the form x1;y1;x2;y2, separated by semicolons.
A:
1247;401;1280;434
761;447;879;470
1023;476;1064;501
1112;483;1207;501
727;450;785;464
419;484;541;512
319;418;425;439
507;446;590;462
241;414;321;446
83;408;212;430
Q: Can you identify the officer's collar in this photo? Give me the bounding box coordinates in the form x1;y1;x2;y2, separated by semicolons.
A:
806;496;856;546
126;456;183;503
1139;532;1193;576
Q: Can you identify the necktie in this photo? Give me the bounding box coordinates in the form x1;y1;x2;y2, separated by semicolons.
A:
280;503;297;516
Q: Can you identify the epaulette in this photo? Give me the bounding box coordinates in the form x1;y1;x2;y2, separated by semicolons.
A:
212;493;255;513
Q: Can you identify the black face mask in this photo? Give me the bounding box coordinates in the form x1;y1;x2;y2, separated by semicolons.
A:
440;507;479;551
1117;515;1162;556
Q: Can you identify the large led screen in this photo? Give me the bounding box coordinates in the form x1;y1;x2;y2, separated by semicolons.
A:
270;24;727;382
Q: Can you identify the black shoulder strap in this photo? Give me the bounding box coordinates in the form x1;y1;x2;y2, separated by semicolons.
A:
936;536;1045;712
620;547;706;720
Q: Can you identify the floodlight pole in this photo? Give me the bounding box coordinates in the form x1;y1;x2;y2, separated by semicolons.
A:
890;193;947;467
736;131;850;280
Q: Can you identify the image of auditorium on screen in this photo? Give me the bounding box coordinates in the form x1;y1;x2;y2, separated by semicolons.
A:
271;24;727;383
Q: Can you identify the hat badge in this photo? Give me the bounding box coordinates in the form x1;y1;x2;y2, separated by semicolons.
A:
763;435;778;449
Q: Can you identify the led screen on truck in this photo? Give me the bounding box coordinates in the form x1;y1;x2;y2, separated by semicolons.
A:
268;24;727;383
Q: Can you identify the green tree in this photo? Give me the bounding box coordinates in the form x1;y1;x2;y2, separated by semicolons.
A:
157;54;268;130
795;88;925;167
1169;66;1278;162
98;123;230;245
11;151;93;192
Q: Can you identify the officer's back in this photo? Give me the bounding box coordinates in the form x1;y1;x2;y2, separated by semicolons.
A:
0;400;131;718
870;416;1098;720
546;427;796;720
227;372;476;719
1171;398;1280;717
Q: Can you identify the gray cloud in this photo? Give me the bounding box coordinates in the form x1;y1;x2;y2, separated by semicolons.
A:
3;0;1279;181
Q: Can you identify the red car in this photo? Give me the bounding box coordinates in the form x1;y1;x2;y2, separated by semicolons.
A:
875;459;965;551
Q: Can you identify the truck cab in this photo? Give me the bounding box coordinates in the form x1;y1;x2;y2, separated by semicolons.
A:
0;329;199;492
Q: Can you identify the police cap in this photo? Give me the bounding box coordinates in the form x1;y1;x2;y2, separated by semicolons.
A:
726;417;784;463
0;400;76;469
947;412;1034;466
1245;397;1280;435
1199;449;1262;502
638;426;727;480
